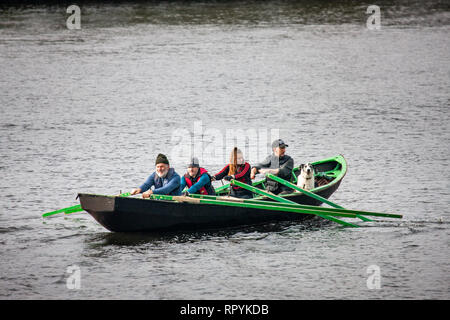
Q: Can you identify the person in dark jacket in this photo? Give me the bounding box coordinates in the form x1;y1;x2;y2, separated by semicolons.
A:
212;147;253;199
130;153;181;198
250;139;294;195
180;157;215;196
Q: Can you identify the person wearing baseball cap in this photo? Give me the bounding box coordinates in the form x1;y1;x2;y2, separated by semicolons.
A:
271;139;289;149
250;139;294;195
130;153;181;198
180;157;215;196
212;147;253;199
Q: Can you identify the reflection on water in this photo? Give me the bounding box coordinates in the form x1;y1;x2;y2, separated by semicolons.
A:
85;220;322;247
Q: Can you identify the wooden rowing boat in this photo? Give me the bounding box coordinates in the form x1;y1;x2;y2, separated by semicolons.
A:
78;155;348;232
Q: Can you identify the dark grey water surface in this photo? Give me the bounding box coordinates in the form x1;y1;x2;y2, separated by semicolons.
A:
0;1;449;299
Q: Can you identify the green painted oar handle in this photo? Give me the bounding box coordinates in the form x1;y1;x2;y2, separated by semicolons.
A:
230;179;296;204
187;193;402;219
265;173;373;222
266;173;344;209
42;204;82;217
268;173;377;222
171;195;358;219
230;179;359;228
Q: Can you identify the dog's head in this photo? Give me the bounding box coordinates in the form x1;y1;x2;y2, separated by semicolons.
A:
300;163;314;178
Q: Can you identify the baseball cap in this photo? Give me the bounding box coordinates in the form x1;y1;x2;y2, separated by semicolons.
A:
272;139;289;148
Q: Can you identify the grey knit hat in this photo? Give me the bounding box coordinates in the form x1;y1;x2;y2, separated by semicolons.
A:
187;157;200;168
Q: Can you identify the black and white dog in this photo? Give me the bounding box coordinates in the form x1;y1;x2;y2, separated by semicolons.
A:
297;163;315;191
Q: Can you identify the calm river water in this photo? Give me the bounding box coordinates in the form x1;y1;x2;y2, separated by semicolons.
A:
0;0;449;299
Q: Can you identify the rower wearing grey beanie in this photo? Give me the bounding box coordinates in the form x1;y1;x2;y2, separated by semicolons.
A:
180;157;215;196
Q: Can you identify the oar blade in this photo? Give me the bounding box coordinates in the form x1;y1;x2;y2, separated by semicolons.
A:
64;207;84;215
42;204;82;217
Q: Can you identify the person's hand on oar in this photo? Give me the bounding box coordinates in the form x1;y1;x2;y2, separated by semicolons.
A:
250;167;257;179
251;168;278;179
259;168;279;175
142;189;153;199
223;175;234;181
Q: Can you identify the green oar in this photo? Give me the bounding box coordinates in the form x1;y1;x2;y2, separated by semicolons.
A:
230;179;359;227
148;194;358;219
187;193;402;219
42;192;132;217
265;173;373;222
42;204;82;217
171;196;358;218
214;182;231;194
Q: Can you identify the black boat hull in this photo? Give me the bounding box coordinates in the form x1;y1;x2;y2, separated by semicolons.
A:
78;155;347;232
78;178;342;232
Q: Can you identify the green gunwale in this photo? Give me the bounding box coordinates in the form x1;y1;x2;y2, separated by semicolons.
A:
272;154;347;199
214;154;346;197
304;154;347;193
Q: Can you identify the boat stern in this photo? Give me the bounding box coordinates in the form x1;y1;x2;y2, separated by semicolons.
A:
78;193;116;213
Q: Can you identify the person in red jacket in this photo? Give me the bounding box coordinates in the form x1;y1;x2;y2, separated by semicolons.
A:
212;147;253;199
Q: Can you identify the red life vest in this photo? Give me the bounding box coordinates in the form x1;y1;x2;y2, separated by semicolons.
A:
184;167;214;195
